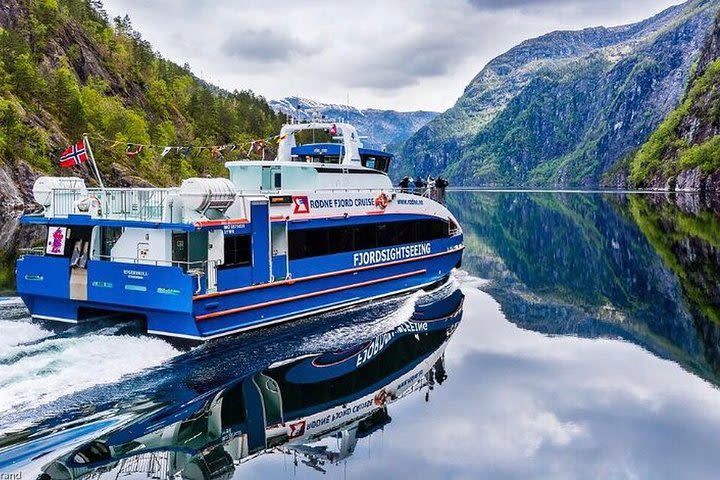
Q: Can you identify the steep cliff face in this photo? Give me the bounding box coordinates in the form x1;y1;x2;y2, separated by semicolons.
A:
629;11;720;191
269;97;437;151
399;0;719;187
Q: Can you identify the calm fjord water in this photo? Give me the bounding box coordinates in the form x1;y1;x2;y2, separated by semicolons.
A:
2;191;720;478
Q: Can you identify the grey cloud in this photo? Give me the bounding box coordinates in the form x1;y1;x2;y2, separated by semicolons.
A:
221;28;315;63
343;28;477;90
101;0;682;110
467;0;679;14
469;0;585;7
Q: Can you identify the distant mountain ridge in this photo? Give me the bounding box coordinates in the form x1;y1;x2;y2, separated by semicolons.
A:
398;0;720;187
269;97;437;151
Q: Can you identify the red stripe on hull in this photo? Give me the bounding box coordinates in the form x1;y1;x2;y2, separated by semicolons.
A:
193;246;464;301
195;269;426;321
194;218;249;228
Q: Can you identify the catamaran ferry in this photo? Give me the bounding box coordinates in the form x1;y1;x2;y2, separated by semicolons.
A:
16;122;464;340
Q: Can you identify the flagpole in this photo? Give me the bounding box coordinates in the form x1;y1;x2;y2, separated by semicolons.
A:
82;134;105;190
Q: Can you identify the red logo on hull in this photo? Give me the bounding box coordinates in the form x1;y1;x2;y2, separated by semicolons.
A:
288;420;306;438
293;196;310;214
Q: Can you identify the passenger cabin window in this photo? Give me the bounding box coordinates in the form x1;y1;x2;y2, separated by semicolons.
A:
222;234;252;268
262;166;282;191
100;227;122;258
289;219;451;260
360;155;390;173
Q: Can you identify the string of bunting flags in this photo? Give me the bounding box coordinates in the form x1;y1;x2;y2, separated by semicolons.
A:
55;131;289;188
86;133;290;161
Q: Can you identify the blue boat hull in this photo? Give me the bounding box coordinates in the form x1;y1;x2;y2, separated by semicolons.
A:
17;236;463;340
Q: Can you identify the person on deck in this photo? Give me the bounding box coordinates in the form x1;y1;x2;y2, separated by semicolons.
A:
399;176;411;193
413;177;425;196
427;176;436;200
435;176;449;203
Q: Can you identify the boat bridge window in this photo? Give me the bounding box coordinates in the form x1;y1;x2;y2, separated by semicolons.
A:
289;218;450;260
292;154;342;164
290;143;344;165
222;234;252;268
360;155;390;173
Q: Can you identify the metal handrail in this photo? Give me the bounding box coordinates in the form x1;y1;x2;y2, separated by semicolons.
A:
19;249;215;269
93;254;216;269
50;188;176;221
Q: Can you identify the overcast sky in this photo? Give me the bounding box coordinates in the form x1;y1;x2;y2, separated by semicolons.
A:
101;0;684;112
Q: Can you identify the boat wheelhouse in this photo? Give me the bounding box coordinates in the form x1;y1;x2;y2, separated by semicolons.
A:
17;122;464;340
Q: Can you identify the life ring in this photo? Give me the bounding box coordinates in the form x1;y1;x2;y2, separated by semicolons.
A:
76;194;101;215
374;388;388;406
374;192;390;210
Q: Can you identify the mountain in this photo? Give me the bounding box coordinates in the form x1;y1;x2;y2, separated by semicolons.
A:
629;11;720;191
398;0;719;187
0;0;282;210
269;96;437;152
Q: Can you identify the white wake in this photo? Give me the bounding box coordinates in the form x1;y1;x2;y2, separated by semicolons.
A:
0;332;179;415
0;320;53;350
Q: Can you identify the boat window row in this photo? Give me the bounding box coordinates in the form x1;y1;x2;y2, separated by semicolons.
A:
288;218;451;260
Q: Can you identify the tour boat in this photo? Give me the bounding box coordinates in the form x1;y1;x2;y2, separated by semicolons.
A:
16;122;464;340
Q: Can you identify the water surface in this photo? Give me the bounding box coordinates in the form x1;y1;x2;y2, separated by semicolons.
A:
1;191;720;479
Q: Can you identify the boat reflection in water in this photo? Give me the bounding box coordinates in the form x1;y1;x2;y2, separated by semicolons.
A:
39;289;464;479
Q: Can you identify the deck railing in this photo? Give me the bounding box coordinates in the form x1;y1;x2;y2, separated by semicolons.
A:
93;255;221;292
50;188;175;221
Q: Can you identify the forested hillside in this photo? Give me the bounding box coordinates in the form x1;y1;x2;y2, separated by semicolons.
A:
0;0;282;207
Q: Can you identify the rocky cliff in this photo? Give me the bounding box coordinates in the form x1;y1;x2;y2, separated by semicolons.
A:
398;0;719;187
629;11;720;192
269;97;437;152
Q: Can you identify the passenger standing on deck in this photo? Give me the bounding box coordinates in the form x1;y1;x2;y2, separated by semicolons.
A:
413;177;425;196
427;176;436;200
436;176;449;203
399;176;411;193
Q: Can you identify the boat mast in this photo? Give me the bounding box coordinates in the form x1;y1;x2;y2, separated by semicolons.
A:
82;134;105;191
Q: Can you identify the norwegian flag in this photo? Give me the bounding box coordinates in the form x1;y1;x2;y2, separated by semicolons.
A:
59;140;88;168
